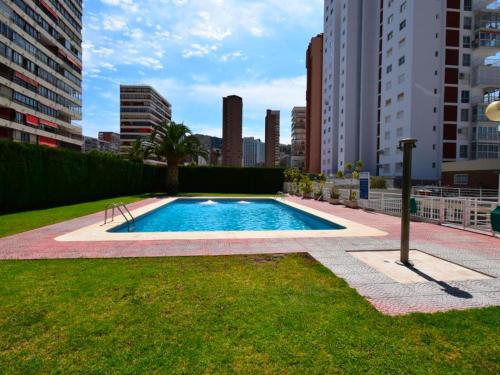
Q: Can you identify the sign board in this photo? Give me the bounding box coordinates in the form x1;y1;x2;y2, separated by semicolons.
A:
359;172;370;200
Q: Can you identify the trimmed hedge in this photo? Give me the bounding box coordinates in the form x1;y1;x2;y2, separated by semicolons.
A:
179;166;285;194
0;141;166;213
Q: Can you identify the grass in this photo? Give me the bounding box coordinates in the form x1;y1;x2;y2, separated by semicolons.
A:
0;254;498;374
0;195;149;238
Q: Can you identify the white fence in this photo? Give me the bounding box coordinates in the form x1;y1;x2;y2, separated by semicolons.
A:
412;186;499;201
359;195;498;234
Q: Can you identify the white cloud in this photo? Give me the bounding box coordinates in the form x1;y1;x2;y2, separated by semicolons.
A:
182;44;219;58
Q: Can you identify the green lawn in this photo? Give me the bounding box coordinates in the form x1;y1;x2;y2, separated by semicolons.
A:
0;195;148;238
0;254;498;374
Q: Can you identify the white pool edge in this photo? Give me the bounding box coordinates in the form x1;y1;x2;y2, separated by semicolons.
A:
55;197;387;242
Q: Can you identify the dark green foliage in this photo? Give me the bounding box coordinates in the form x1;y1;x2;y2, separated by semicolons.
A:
179;166;285;194
371;176;387;189
0;141;165;213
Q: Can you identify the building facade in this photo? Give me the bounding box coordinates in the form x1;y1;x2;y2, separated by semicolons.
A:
194;133;223;165
98;131;120;153
222;95;243;166
291;106;306;169
242;137;265;167
306;34;324;174
0;0;83;150
120;85;172;155
265;109;280;167
82;136;112;153
322;0;500;181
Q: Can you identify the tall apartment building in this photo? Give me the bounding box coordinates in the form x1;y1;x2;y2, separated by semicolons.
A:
98;131;120;153
322;0;500;181
222;95;243;166
0;0;83;150
120;85;172;154
291;106;306;169
242;137;265;167
265;109;280;167
194;133;223;165
306;34;324;174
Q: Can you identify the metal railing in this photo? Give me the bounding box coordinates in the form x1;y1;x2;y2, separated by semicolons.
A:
104;203;135;232
412;186;499;201
359;195;498;234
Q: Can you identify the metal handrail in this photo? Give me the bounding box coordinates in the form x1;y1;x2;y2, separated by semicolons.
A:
104;203;135;232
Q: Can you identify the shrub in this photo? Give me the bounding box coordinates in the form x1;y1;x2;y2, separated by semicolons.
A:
371;176;387;189
330;186;341;199
284;167;301;182
0;140;165;213
178;166;284;194
299;176;313;197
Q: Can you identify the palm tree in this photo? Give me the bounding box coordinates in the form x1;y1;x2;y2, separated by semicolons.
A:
127;139;146;163
145;121;208;194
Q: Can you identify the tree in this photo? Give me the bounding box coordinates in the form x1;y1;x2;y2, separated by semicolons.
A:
127;139;147;163
355;160;364;172
345;162;354;176
145;121;208;194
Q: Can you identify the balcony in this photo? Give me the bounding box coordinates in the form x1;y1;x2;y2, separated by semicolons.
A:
473;10;500;55
473;64;500;86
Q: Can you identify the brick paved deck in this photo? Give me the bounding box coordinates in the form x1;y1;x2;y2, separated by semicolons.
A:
0;196;499;315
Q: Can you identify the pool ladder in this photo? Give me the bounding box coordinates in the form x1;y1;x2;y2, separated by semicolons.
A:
104;203;135;232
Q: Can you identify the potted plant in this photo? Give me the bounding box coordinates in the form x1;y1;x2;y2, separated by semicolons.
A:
299;176;313;199
344;190;359;209
314;173;327;201
329;186;342;205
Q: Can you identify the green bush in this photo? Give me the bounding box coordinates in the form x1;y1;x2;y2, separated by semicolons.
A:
0;141;166;213
370;176;387;189
179;166;285;194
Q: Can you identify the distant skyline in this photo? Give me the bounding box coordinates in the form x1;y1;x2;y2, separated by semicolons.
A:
82;0;323;144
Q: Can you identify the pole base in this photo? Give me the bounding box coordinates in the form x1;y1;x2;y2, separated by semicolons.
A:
396;260;414;268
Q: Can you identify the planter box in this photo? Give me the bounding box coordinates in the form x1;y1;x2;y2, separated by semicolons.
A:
328;198;342;205
344;200;359;209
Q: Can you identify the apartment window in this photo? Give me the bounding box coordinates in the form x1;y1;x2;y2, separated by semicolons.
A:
386;48;393;58
453;174;469;185
464;0;472;11
397;110;404;119
398;56;405;65
385;115;391;123
463;36;471;48
460;108;469;121
459;145;468;158
462;53;471;66
384;131;391;140
399;38;406;48
399;20;406;31
385;98;392;107
396;127;403;136
400;1;407;13
461;90;470;103
387;31;393;41
398;73;405;83
463;17;472;30
386;80;392;90
388;14;394;24
386;64;393;73
397;92;405;101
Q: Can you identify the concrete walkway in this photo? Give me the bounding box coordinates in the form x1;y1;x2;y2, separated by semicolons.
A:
0;196;498;315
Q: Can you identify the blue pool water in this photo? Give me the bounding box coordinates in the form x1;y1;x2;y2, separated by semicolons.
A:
112;199;344;232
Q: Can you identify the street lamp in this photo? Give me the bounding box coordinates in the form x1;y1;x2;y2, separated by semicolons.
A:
485;101;500;201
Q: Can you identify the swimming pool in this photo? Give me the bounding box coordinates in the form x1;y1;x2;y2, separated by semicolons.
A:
111;199;345;233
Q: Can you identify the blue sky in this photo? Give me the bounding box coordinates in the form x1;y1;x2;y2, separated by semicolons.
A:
82;0;324;143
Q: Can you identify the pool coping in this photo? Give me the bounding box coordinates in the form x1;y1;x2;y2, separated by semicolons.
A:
55;197;387;242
